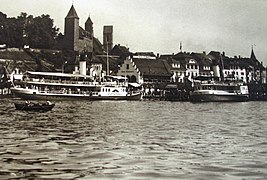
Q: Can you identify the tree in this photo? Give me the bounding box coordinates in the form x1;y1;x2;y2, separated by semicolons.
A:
0;11;59;49
0;12;8;45
27;14;59;49
6;17;22;48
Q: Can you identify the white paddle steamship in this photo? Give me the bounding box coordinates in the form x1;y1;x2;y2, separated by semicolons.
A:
11;71;142;101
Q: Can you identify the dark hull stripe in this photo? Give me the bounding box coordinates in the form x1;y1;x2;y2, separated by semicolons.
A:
190;94;249;102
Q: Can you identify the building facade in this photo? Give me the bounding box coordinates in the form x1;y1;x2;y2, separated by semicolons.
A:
117;56;172;84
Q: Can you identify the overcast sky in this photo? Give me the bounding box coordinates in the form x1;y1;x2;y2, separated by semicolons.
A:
1;0;267;64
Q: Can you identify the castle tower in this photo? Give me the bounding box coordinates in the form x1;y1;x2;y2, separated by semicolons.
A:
85;16;93;39
103;26;113;52
64;5;80;51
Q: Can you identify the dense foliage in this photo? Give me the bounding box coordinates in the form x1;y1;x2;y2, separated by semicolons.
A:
0;11;59;49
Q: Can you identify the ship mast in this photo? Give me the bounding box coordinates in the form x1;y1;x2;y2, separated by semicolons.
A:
106;38;109;76
220;53;224;81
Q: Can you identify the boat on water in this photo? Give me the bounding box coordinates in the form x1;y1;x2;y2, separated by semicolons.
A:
14;101;55;111
189;80;249;102
11;71;142;101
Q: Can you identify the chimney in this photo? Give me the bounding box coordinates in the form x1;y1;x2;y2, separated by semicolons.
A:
79;61;87;75
222;52;225;57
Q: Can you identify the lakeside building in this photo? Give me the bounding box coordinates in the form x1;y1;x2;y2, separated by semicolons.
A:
190;52;212;77
160;52;211;83
208;49;266;84
117;55;172;84
158;49;266;85
162;55;186;83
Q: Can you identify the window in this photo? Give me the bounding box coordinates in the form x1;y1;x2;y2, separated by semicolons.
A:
126;64;129;70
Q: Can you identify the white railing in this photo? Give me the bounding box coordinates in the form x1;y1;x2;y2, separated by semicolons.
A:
24;78;128;87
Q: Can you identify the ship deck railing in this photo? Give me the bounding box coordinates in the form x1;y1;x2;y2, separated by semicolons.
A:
24;78;127;87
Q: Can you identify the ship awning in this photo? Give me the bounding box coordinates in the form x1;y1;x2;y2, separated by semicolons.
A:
105;75;127;80
128;83;141;87
26;71;92;79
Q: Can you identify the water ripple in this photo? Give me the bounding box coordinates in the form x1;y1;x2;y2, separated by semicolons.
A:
0;99;266;179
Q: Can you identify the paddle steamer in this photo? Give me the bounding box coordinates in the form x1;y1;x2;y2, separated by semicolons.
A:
11;71;142;101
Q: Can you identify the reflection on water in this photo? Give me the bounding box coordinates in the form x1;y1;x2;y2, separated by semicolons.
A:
0;98;266;179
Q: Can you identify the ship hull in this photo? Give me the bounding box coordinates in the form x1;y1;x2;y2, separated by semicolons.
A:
11;88;142;101
190;94;249;102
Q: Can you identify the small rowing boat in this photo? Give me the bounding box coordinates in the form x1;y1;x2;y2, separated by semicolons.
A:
14;101;55;111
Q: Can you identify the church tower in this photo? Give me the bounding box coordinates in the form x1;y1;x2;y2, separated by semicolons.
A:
64;5;79;51
85;16;93;39
103;26;113;52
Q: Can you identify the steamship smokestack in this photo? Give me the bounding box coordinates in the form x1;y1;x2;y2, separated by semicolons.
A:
79;61;86;75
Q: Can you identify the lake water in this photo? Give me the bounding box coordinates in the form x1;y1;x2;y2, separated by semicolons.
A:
0;98;266;179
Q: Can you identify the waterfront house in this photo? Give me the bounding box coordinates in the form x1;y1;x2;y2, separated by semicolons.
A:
173;52;199;81
208;49;266;84
160;54;186;83
191;52;213;77
117;56;172;84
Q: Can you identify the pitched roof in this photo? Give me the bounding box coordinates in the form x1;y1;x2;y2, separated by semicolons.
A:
110;44;130;57
174;52;192;60
191;52;212;66
165;58;186;71
133;58;172;76
134;52;156;57
208;51;221;59
93;37;104;55
159;54;173;60
66;5;79;19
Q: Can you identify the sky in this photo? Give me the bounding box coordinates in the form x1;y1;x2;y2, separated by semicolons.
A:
1;0;267;64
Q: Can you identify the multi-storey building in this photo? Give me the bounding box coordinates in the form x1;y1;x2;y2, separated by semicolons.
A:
191;52;212;77
208;49;266;83
117;55;172;84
